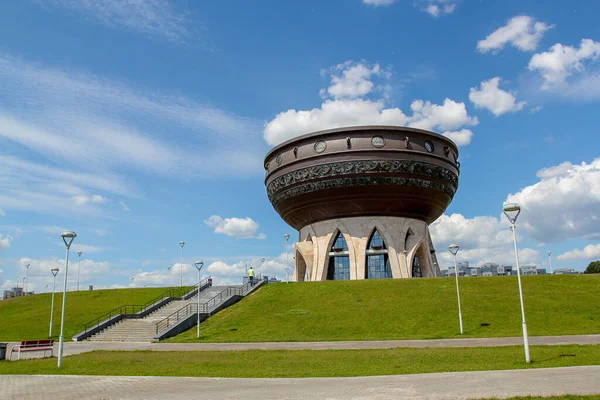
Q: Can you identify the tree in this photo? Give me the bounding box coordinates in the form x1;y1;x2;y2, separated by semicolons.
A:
584;260;600;274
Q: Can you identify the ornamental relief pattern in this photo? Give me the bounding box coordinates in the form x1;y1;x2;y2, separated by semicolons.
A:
269;176;456;206
267;160;458;197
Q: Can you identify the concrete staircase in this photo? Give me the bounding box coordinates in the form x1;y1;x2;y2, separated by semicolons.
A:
88;286;233;342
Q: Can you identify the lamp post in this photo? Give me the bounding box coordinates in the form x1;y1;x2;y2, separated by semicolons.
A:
503;202;530;364
194;260;204;338
179;241;185;287
76;251;83;291
448;244;464;334
49;267;59;337
284;234;290;283
25;263;30;295
58;230;76;368
547;251;553;274
168;266;172;287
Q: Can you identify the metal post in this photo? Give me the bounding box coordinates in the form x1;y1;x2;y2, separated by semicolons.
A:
25;264;30;295
512;224;531;363
284;234;290;283
49;268;59;337
168;266;172;287
547;251;553;274
194;261;203;338
58;231;76;368
179;241;185;288
77;252;82;291
449;244;463;334
452;254;464;334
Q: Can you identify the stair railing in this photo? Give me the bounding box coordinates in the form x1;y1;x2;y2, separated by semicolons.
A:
82;277;211;334
155;274;263;334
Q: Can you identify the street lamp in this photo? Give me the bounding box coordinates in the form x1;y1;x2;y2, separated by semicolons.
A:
503;202;530;364
25;263;30;295
168;266;172;287
284;234;291;283
448;244;464;334
547;251;553;274
194;260;204;338
76;251;83;291
179;241;185;287
58;230;76;368
49;268;59;337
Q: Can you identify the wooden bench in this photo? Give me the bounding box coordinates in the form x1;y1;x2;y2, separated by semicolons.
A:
9;340;54;360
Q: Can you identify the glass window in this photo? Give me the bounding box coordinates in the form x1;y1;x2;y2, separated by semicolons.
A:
412;257;422;278
327;232;350;280
366;230;392;279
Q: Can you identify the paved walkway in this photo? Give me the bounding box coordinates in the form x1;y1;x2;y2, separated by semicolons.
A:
57;333;600;357
2;366;599;399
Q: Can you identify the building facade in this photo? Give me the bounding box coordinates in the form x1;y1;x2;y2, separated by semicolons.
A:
264;126;460;281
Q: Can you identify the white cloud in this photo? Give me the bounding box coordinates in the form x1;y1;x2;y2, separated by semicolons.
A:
120;200;131;212
264;60;477;146
477;16;553;53
416;0;457;17
35;0;193;43
557;244;600;262
430;213;539;268
0;234;13;251
506;158;600;243
362;0;396;6
204;215;264;239
528;39;600;88
69;244;104;254
469;77;526;116
322;61;390;100
73;194;108;206
0;54;262;215
442;129;473;146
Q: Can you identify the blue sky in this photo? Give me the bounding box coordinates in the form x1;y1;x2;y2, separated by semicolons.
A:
1;0;600;295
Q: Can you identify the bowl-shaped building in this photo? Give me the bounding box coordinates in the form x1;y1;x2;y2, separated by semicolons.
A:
264;126;459;281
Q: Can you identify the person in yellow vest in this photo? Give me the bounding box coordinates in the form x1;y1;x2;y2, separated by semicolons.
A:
248;266;255;285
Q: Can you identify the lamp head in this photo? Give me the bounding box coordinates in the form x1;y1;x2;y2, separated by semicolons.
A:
179;241;185;247
502;203;521;225
284;234;290;241
61;231;77;248
51;267;59;277
78;251;83;257
261;257;265;263
26;263;30;268
168;266;172;271
547;251;552;256
194;260;204;270
448;244;459;256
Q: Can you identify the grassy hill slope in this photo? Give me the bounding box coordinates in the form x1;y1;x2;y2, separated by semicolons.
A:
0;287;192;341
172;275;600;342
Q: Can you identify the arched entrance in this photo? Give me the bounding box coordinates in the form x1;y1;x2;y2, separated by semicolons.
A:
327;231;350;280
365;229;392;279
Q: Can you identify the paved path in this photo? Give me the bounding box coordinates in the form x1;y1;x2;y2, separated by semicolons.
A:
5;334;599;360
58;333;600;357
2;366;599;399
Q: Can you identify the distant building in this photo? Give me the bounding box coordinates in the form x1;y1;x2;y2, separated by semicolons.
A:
2;287;24;300
520;265;538;276
536;268;547;275
553;268;579;275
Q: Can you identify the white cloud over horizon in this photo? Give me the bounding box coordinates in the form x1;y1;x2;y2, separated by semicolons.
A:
477;15;553;53
557;244;600;262
264;60;478;147
506;158;600;243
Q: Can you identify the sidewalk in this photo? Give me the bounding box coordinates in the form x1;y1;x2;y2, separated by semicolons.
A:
2;366;599;399
5;334;600;359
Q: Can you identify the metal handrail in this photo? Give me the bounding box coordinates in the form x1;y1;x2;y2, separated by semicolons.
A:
82;278;210;333
155;274;263;334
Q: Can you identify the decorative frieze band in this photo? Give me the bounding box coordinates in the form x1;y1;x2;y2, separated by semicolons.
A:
267;160;458;198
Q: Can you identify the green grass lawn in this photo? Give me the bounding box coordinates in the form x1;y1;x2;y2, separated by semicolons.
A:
0;286;192;341
0;345;598;377
170;275;600;342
